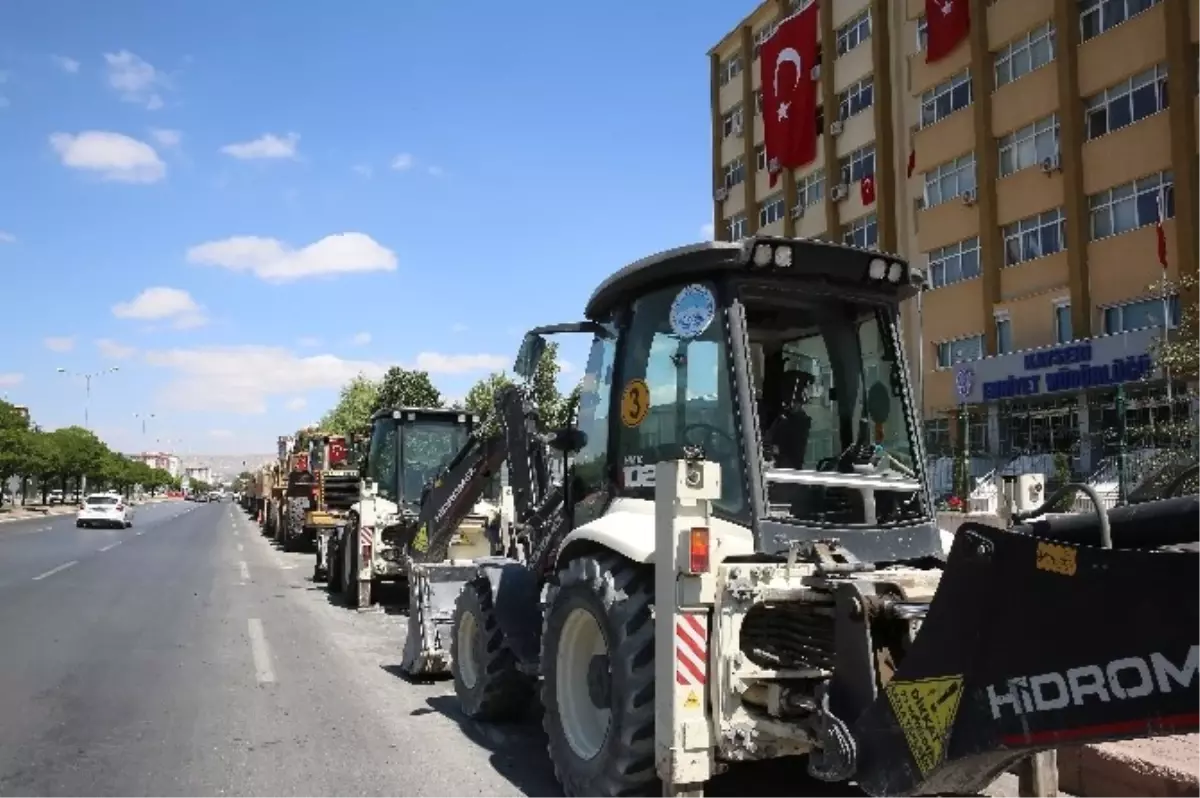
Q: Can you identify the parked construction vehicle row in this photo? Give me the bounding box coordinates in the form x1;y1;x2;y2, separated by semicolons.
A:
249;235;1199;797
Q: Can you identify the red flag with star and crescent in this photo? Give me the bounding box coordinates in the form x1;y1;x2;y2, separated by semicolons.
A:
1156;188;1169;270
760;2;820;187
925;0;970;63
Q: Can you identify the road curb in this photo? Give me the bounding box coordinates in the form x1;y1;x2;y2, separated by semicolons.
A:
1058;739;1200;797
0;507;76;524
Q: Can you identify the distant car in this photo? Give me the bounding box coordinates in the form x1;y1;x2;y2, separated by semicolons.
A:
76;493;133;529
48;489;65;505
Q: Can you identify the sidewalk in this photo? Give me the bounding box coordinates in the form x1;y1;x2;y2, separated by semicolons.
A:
0;504;77;523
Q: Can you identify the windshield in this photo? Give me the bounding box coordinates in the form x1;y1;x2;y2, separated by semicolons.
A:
86;496;119;505
401;420;471;504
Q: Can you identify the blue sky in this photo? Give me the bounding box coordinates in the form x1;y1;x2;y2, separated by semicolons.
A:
0;0;750;455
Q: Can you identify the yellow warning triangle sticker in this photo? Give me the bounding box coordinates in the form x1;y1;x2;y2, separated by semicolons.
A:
884;676;963;777
683;690;701;710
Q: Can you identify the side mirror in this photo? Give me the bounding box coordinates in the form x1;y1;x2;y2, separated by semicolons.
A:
513;333;547;380
547;427;588;454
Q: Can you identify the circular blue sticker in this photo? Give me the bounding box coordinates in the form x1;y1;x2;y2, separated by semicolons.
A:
669;284;716;339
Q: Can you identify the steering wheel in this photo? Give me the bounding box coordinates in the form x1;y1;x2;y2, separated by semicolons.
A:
682;423;738;461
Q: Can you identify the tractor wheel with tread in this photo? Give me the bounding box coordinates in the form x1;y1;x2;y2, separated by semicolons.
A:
451;576;536;721
328;533;344;594
341;524;359;607
541;552;657;797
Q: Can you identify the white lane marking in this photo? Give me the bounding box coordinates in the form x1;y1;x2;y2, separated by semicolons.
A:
135;529;145;536
33;560;79;581
237;543;244;552
99;541;122;552
238;560;251;582
247;618;276;684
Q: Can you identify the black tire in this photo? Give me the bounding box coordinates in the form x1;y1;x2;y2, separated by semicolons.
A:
328;535;344;594
541;553;657;797
75;520;83;528
451;576;536;721
341;524;359;607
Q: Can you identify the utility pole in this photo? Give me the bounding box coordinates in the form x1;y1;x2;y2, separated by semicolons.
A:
56;366;119;496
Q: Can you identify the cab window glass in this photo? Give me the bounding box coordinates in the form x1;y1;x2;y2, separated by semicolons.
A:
367;420;398;501
572;326;618;525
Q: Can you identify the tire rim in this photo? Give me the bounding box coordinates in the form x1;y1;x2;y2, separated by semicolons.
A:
456;607;481;690
555;606;612;761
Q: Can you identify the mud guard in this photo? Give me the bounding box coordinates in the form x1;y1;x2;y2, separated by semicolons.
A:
401;562;480;676
853;522;1199;796
477;559;542;671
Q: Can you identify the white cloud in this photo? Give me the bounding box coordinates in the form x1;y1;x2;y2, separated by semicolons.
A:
220;132;299;160
559;360;575;374
351;331;372;346
208;429;234;438
143;345;510;414
104;50;166;109
413;352;508;374
43;336;76;353
0;231;15;244
285;396;307;411
297;336;321;348
49;131;166;183
186;232;397;283
391;153;414;171
112;286;208;329
352;164;373;178
95;338;137;359
149;128;181;148
53;55;81;74
700;222;715;240
0;373;23;387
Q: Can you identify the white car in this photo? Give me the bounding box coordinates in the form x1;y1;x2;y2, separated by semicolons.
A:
76;494;133;529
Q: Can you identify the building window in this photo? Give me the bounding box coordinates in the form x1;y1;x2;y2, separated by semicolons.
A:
839;144;875;186
1085;65;1168;140
719;54;743;86
838;76;874;121
994;22;1056;88
754;89;763;115
924;153;977;207
1080;0;1162;42
726;214;748;241
915;16;928;52
836;9;872;56
753;23;778;59
1054;303;1072;344
1103;295;1181;334
843;213;878;249
721;104;744;139
998;114;1060;177
755;144;767;172
928;237;981;289
1003;208;1066;266
995;315;1013;354
920;70;973;128
796;169;825;208
1088;171;1174;239
723;156;746;189
925;417;950;454
936;335;985;369
759;193;786;228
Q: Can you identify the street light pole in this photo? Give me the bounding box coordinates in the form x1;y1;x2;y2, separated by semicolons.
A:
56;366;119;495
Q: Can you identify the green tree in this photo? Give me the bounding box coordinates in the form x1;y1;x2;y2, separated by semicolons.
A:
0;401;33;503
1152;271;1198;381
50;427;108;499
320;373;381;435
463;371;515;438
373;367;443;413
23;430;64;503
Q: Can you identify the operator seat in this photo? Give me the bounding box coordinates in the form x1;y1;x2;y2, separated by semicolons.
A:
764;370;814;470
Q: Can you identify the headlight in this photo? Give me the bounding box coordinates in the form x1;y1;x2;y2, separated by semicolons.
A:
752;243;773;267
868;257;888;280
773;245;793;268
887;261;904;283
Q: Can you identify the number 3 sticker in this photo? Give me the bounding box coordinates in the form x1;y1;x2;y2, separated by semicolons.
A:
620;379;650;428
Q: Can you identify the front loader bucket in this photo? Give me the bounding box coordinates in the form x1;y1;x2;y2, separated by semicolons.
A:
400;562;479;677
853;519;1199;796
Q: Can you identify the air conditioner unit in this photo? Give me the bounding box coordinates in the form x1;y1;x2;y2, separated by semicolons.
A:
960;188;977;206
714;186;729;202
830;119;844;136
790;204;805;220
831;184;848;201
732;119;745;137
1040;154;1061;174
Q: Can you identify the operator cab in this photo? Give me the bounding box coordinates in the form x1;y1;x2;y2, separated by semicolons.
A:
517;236;937;563
362;407;476;515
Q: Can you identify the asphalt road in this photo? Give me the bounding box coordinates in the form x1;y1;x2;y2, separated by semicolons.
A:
0;501;1023;798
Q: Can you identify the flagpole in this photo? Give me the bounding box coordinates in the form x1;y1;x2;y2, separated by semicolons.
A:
1159;187;1173;408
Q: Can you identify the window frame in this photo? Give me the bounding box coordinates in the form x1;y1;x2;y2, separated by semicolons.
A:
928;237;982;290
998;114;1060;177
1084;64;1169;141
842;213;878;249
839;143;876;186
1087;170;1174;240
721;104;745;139
719;53;743;87
796;169;825;209
935;334;985;369
923;152;977;208
723;156;746;190
759;192;786;228
993;22;1056;89
1102;295;1182;334
837;75;875;121
1002;208;1067;266
835;9;872;56
726;213;748;241
1054;302;1073;344
995;313;1013;355
920;70;973;129
1080;0;1162;42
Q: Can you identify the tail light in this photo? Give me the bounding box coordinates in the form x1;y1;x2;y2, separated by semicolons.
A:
687;527;710;574
115;504;125;512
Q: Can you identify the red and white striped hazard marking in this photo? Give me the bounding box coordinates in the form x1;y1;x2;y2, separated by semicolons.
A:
359;525;373;548
674;613;708;685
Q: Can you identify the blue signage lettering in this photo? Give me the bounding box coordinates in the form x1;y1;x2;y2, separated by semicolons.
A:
982;342;1153;401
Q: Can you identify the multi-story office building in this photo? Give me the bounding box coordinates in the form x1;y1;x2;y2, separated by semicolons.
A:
709;0;1197;482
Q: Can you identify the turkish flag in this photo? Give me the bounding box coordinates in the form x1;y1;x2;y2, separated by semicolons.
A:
329;439;348;466
860;174;876;205
760;3;819;187
925;0;970;63
1156;189;1168;269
